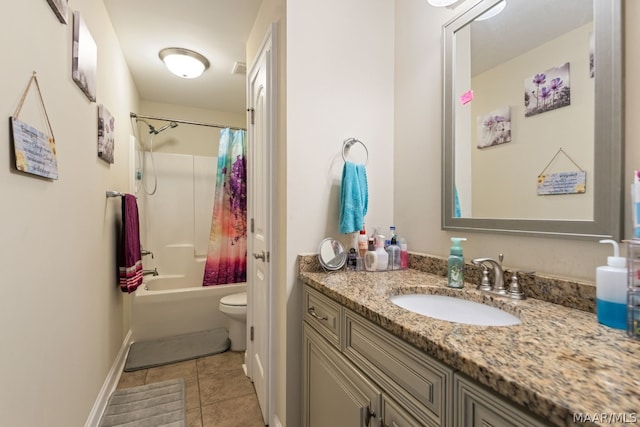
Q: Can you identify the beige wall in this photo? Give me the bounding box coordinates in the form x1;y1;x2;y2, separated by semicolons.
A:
137;100;246;157
470;23;594;219
395;0;639;282
0;0;139;425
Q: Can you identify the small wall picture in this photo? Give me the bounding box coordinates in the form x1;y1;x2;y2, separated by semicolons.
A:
72;11;97;102
46;0;69;24
477;107;511;149
524;62;570;117
98;105;115;164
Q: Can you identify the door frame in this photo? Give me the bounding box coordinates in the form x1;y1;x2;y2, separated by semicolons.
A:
246;22;278;426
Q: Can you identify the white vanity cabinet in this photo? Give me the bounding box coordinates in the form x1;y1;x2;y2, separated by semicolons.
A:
453;373;548;427
302;284;548;427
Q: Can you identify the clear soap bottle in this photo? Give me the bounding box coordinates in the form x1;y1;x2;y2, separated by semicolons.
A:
447;237;467;288
386;237;401;270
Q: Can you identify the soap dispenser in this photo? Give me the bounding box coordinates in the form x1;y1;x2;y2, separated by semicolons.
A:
596;239;627;330
375;235;389;271
448;237;467;288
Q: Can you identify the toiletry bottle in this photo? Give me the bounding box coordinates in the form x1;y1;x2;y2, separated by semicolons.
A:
375;235;389;271
399;237;408;269
596;239;627;330
447;237;467;288
386;226;396;248
347;248;357;271
364;238;378;271
632;170;640;238
386;237;401;270
358;228;368;258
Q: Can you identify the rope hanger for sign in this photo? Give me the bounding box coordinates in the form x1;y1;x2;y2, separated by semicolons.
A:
10;71;59;180
14;72;56;140
537;148;586;195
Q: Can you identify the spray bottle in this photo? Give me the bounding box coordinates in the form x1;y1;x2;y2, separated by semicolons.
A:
596;239;627;329
448;237;467;288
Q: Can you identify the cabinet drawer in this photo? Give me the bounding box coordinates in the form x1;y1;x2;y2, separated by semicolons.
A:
344;310;452;427
303;286;341;348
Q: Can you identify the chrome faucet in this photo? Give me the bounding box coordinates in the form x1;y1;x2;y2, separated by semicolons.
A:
142;268;159;276
471;254;526;300
471;254;507;295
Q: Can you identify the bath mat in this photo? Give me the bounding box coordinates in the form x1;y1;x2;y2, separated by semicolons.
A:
99;379;185;427
124;328;230;371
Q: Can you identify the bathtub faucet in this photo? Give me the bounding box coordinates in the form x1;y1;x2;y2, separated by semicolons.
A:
141;249;154;259
143;268;159;277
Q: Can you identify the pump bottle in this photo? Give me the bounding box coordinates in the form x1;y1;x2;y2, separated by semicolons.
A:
448;237;467;288
596;239;627;330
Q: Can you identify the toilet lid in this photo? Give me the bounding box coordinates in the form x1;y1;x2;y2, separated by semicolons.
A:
220;292;247;306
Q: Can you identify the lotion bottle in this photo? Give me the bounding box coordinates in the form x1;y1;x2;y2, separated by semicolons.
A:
375;235;389;271
447;237;467;288
364;238;378;271
596;239;627;330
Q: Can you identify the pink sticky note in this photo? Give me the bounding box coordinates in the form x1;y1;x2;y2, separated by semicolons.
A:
460;90;474;105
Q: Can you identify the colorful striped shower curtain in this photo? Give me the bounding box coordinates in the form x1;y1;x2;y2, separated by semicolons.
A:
203;128;247;286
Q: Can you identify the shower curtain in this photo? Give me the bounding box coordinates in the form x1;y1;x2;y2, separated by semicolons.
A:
203;128;247;286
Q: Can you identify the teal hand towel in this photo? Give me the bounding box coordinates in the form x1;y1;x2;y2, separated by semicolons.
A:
339;161;368;234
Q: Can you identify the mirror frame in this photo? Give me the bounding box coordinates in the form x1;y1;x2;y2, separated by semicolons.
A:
442;0;624;240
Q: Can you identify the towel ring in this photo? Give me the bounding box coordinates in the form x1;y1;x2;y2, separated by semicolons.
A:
342;138;369;166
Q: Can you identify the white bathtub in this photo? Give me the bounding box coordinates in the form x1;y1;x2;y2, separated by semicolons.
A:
131;274;247;341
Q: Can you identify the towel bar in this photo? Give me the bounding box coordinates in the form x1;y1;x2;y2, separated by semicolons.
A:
342;137;369;166
106;190;125;198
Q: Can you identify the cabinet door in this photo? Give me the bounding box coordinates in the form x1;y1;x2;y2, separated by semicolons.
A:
303;323;381;427
454;374;548;427
382;394;421;427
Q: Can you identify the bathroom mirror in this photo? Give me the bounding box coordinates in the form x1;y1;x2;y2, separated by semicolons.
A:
442;0;623;239
318;238;347;271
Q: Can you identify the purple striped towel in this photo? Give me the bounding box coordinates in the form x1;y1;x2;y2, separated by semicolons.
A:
118;194;143;293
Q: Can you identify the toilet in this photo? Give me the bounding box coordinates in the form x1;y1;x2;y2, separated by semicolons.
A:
219;292;247;351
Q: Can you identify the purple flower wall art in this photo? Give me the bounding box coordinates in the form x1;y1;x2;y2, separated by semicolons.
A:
477;107;511;149
524;62;570;117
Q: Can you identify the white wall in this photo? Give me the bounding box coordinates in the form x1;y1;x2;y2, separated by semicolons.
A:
286;0;395;425
140;152;217;284
470;23;594;219
0;1;139;425
395;0;640;282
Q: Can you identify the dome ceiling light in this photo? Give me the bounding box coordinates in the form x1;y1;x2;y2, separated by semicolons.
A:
159;47;210;79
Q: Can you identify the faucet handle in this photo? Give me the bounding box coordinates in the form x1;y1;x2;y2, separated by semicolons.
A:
479;265;492;291
508;273;526;300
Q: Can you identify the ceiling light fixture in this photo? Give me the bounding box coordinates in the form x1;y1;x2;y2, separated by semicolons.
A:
426;0;464;9
474;0;506;21
159;47;210;79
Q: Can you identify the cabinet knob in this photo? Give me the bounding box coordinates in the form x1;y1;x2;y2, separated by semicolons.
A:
361;406;376;426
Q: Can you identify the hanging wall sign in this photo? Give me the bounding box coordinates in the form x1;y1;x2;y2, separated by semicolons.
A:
537;171;586;195
11;118;59;179
10;72;59;180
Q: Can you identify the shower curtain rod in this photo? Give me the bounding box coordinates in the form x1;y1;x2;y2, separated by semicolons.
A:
130;112;246;131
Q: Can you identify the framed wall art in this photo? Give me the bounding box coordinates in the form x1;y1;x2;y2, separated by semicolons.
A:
72;11;97;102
46;0;69;24
98;105;115;164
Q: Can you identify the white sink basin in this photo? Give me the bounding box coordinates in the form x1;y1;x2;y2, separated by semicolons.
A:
390;294;521;326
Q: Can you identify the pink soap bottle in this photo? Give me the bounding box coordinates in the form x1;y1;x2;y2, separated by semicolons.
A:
399;237;408;269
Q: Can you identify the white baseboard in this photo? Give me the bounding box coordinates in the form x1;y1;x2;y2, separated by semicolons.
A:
272;414;283;427
84;330;133;427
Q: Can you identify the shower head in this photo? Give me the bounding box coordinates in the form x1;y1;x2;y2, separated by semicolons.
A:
152;121;178;134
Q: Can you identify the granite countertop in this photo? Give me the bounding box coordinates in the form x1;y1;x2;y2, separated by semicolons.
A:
298;268;640;427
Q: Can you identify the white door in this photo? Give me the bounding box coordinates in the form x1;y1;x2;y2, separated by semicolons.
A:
247;25;275;425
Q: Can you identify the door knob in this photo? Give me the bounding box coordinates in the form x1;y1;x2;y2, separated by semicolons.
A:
253;251;266;261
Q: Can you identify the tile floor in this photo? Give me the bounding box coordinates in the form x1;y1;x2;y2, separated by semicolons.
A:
117;351;265;427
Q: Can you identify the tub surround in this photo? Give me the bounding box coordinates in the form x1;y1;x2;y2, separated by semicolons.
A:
298;253;639;426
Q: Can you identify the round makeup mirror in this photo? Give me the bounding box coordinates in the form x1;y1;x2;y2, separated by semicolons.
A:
318;238;347;271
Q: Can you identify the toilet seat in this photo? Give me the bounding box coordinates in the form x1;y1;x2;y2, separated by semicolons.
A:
220;292;247;307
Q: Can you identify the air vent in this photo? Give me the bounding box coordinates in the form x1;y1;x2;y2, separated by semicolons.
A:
232;61;247;75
